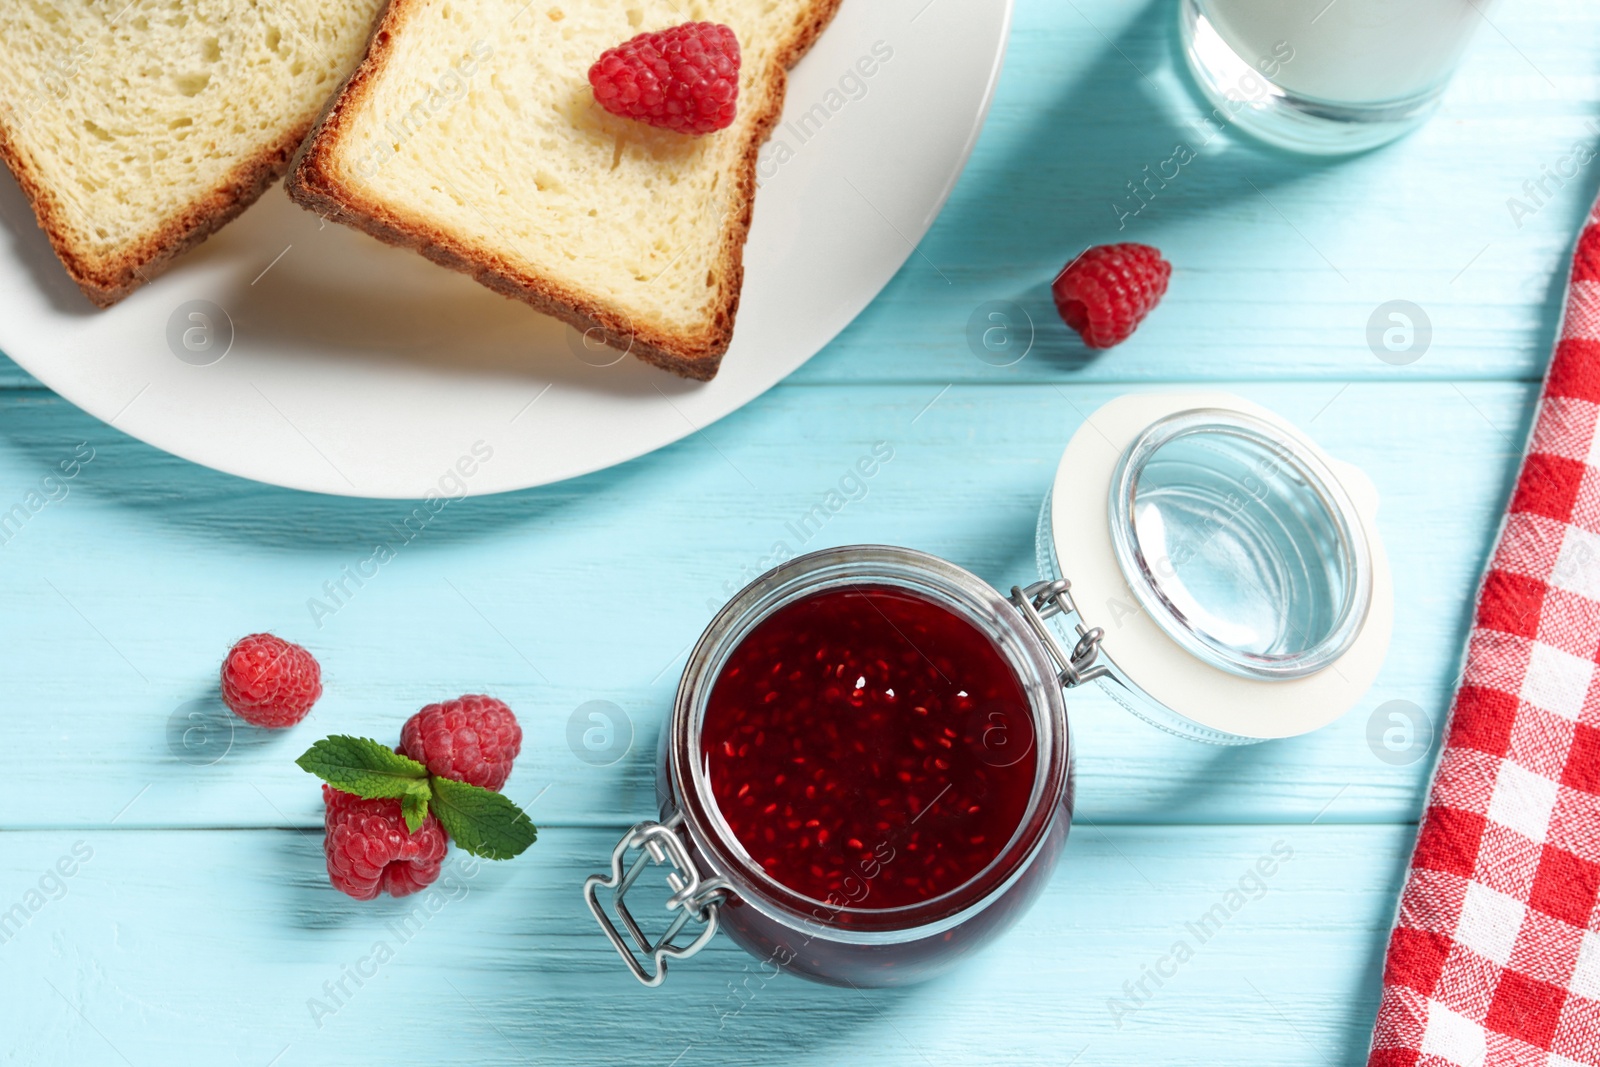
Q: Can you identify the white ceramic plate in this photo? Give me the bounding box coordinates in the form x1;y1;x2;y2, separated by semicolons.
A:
0;0;1011;498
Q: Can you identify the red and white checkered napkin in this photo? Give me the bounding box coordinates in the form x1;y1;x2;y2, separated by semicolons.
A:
1367;207;1600;1065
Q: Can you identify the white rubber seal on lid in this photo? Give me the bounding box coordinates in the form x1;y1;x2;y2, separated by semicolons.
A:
1048;391;1393;741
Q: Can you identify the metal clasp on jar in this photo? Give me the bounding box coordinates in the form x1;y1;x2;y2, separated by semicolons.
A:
1008;579;1110;689
583;813;730;987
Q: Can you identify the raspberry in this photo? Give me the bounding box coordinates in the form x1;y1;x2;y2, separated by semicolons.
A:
589;22;740;135
399;695;522;791
322;785;448;900
220;633;322;729
1051;243;1172;349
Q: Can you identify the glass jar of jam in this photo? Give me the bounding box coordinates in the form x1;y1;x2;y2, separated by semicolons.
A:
585;391;1393;986
584;546;1101;987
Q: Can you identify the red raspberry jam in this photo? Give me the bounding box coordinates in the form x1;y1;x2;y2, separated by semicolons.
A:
700;585;1037;913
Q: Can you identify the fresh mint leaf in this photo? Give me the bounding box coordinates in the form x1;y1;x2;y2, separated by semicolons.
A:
295;735;430;801
429;776;538;860
400;789;430;834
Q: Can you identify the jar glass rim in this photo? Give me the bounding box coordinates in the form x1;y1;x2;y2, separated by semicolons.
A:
1106;408;1373;681
669;546;1071;939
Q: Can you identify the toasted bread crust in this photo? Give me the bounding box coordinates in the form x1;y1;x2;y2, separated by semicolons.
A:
288;0;846;381
0;114;317;308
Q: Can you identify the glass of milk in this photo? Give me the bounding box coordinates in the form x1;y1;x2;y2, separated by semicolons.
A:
1179;0;1491;154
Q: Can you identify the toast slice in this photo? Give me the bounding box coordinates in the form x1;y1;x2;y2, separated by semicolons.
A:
0;0;385;307
288;0;844;380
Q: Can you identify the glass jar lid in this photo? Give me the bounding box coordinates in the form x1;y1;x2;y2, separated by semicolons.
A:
1107;409;1373;681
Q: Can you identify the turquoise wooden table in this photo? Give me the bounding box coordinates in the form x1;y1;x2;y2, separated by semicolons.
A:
5;1;1600;1063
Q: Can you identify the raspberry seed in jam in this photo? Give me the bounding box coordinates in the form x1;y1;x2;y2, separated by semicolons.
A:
700;585;1037;912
